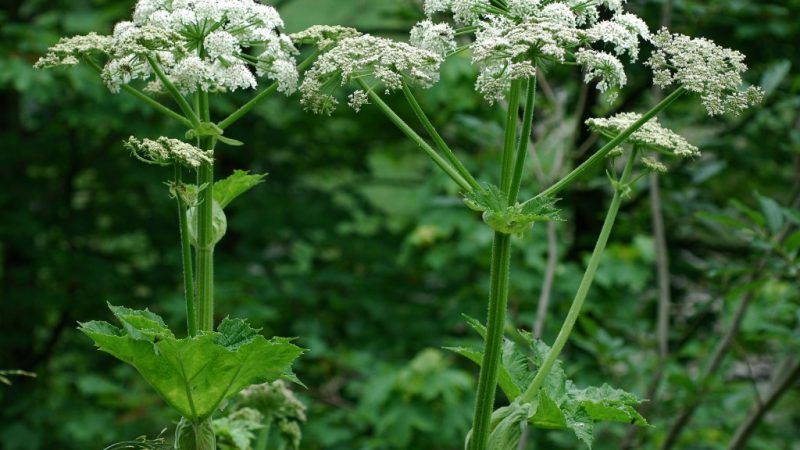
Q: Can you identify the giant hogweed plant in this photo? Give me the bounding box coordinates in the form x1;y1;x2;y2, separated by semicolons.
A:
297;0;763;448
33;1;333;448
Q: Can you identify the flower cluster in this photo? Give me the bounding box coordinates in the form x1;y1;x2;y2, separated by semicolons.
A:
646;29;764;116
410;20;457;57
38;0;299;95
290;25;362;51
421;0;650;102
299;35;444;114
124;136;213;168
587;112;700;172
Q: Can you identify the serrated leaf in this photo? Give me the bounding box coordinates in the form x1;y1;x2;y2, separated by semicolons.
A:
215;317;261;350
80;305;303;420
529;390;566;429
214;170;268;209
463;184;562;235
564;408;594;449
213;407;264;450
566;383;648;426
107;303;174;342
487;402;531;450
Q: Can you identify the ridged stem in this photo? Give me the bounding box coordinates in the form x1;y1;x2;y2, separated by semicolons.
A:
175;164;197;337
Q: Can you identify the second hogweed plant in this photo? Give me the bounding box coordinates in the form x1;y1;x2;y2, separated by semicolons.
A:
36;0;763;449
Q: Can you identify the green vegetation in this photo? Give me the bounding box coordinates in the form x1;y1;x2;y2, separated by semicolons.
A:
1;0;799;449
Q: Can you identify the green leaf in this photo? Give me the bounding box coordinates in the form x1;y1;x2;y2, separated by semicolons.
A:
188;200;228;247
213;407;264;450
564;408;594;449
176;417;216;450
107;303;174;342
756;194;785;235
567;383;648;426
529;390;566;429
486;402;531;450
444;346;522;401
463;184;562;235
80;305;304;420
214;170;268;209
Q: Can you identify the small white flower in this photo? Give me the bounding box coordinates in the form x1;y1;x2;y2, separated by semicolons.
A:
423;0;490;26
348;90;370;112
583;13;649;61
125;136;213;168
300;35;444;114
586;112;700;158
646;28;764;116
205;31;240;61
34;33;112;68
641;156;668;173
290;25;362;51
410;20;457;57
576;49;627;98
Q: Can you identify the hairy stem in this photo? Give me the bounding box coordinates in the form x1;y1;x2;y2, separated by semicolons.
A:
521;147;639;403
401;82;481;190
175;164;197;337
526;87;684;203
195;91;216;332
357;79;472;191
508;76;537;205
469;232;512;450
218;50;319;130
500;80;522;193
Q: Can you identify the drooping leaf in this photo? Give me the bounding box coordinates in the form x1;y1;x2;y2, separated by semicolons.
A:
486;402;532;450
80;305;304;421
756;193;785;235
564;407;594;449
529;390;566;429
566;383;648;426
213;170;268;209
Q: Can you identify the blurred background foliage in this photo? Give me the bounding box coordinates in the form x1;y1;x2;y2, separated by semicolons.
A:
1;0;799;449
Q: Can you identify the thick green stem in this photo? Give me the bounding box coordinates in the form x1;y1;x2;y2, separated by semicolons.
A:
195;92;215;332
507;76;537;205
469;232;512;450
357;79;472;192
83;58;194;128
500;80;522;193
218;51;319;130
145;54;201;127
521;147;639;403
401;82;481;190
527;87;685;202
175;164;197;337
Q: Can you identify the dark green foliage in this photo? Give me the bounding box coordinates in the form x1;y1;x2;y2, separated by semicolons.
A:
1;0;799;449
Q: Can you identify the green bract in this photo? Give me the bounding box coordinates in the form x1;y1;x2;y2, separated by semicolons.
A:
79;304;304;421
449;316;647;449
464;184;562;235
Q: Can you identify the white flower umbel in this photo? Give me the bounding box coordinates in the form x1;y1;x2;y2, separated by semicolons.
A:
410;20;457;57
471;10;579;102
583;13;650;61
575;50;626;99
290;25;362;51
424;0;491;26
587;112;700;159
39;0;299;95
646;28;764;116
124;136;214;168
299;35;444;115
34;33;112;68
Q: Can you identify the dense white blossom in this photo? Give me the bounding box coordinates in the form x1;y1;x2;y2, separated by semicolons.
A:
424;0;490;26
583;13;650;61
348;90;370;112
290;25;362;51
38;0;298;95
587;112;700;160
646;28;764;116
410;20;457;57
300;35;444;114
575;50;626;99
124;136;213;168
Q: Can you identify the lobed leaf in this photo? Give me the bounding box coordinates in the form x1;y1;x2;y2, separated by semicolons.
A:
213;170;268;209
80;305;304;421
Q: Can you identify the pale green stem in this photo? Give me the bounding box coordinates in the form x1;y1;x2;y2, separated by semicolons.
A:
469;232;512;450
507;76;537;205
195;91;216;332
218;50;320;130
145;54;201;127
527;87;685;202
356;79;472;192
401;82;481;190
500;80;522;193
83;58;194;128
175;164;197;337
521;146;639;403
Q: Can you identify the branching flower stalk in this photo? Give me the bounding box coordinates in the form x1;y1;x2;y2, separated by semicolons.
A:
298;1;761;448
34;1;339;448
